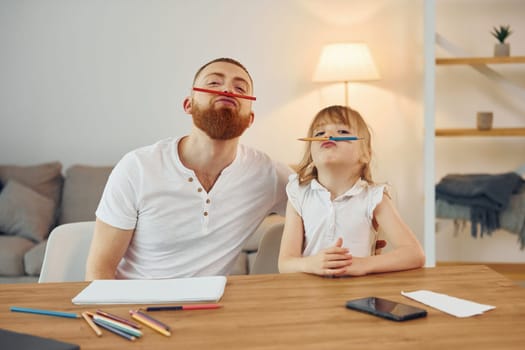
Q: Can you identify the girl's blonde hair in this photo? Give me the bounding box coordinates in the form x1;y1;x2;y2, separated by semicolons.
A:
297;105;373;186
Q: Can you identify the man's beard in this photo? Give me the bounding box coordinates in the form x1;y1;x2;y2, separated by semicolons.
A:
192;102;251;140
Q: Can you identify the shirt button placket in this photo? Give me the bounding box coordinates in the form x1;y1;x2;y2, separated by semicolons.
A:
198;186;209;232
202;196;211;234
327;203;336;241
188;176;209;232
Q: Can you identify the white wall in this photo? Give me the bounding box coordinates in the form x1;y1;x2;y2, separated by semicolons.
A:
0;0;523;262
435;0;525;262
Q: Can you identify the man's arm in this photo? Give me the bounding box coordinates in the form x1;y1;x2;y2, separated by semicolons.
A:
85;218;134;280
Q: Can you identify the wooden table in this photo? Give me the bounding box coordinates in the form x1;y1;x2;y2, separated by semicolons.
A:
1;265;524;349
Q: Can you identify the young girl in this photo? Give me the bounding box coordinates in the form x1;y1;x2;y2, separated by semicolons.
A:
278;105;425;277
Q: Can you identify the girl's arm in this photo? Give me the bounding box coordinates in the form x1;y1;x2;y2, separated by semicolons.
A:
278;201;352;276
344;195;425;276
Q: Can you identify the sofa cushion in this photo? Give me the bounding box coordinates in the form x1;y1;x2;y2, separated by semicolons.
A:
0;180;56;242
24;241;47;276
58;165;113;225
0;236;35;276
0;162;63;205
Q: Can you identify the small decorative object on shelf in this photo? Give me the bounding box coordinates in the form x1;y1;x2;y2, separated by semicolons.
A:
476;111;493;130
491;25;512;57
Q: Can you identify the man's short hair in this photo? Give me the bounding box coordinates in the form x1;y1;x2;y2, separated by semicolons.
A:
193;58;253;87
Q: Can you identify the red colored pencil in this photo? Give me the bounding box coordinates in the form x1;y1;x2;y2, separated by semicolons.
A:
192;87;256;101
96;309;141;329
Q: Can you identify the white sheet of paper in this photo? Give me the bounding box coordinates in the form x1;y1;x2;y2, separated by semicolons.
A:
401;290;495;318
72;276;227;305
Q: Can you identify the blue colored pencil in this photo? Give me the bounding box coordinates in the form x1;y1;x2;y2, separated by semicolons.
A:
298;136;362;141
10;306;80;319
329;136;361;141
93;318;137;341
92;315;143;338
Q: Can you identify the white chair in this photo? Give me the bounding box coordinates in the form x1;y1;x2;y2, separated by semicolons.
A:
38;221;95;283
251;215;285;274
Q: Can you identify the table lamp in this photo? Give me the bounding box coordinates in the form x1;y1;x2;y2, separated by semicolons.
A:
312;43;381;106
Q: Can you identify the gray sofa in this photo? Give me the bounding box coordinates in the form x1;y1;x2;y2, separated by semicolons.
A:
0;162;284;283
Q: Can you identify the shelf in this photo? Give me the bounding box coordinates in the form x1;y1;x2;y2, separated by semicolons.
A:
435;127;525;137
436;56;525;65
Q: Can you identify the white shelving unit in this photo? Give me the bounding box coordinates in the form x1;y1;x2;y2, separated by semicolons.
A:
423;0;524;267
423;0;436;267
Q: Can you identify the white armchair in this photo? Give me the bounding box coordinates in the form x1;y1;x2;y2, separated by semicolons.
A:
38;221;95;283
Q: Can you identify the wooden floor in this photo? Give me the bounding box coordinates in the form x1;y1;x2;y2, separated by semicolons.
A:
437;262;525;283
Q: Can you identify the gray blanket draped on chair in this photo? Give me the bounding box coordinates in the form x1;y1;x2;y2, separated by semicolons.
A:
435;172;524;245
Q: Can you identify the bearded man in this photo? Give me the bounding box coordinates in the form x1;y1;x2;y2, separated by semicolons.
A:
86;58;291;280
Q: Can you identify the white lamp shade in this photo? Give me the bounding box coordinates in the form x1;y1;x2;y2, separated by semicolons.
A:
313;43;381;82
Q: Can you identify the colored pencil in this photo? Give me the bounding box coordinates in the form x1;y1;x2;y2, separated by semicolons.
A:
93;318;136;341
92;315;143;338
146;303;222;311
96;309;141;329
130;310;171;337
134;310;170;330
81;312;102;337
10;306;80;319
298;136;361;141
192;87;256;101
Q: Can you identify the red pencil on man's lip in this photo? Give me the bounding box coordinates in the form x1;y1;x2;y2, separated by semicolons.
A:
192;87;256;101
145;303;222;311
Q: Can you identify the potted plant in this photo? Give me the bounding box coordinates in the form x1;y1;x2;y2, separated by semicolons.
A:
491;25;512;57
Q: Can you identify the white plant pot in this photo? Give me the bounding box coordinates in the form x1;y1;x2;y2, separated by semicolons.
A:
494;43;510;57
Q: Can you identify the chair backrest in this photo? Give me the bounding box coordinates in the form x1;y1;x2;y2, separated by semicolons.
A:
38;221;95;283
251;215;285;274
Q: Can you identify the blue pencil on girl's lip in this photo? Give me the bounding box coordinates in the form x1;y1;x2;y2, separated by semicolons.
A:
10;306;80;319
298;136;361;141
328;136;361;141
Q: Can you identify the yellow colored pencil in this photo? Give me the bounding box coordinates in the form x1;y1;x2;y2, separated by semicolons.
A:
130;311;171;337
298;137;330;141
81;312;102;337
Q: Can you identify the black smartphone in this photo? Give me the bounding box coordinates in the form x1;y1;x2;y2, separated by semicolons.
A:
346;297;427;322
